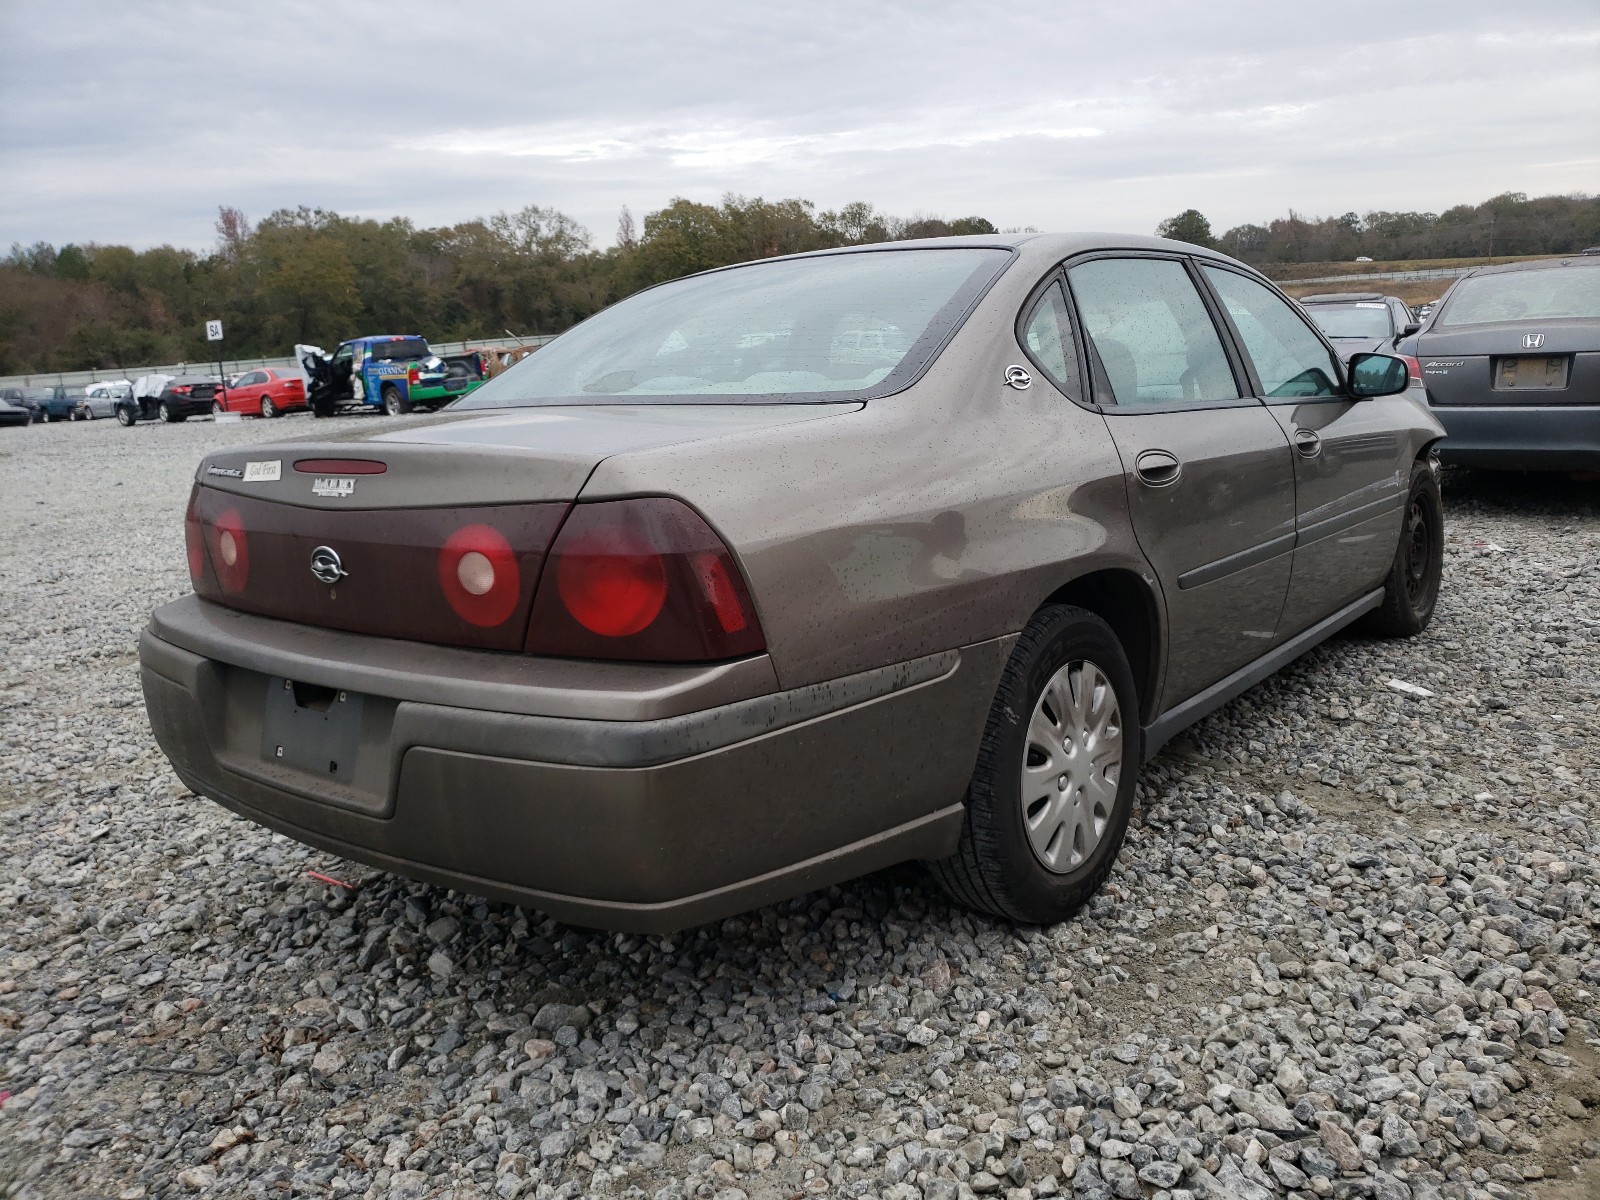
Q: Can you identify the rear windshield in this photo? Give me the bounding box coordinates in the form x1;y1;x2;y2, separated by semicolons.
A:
22;387;53;400
367;337;431;362
1304;303;1392;339
1438;267;1600;326
452;248;1012;408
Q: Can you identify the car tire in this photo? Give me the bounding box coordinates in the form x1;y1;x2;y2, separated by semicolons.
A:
928;604;1141;924
382;385;411;416
212;400;225;417
116;406;135;427
260;396;278;418
1359;458;1444;638
158;402;175;423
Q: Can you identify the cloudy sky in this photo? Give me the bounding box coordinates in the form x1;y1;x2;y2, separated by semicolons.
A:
2;0;1597;252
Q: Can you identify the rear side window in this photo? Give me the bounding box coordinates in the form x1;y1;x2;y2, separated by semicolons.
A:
1067;258;1239;406
1020;283;1081;397
455;248;1012;407
1204;268;1342;398
369;338;431;362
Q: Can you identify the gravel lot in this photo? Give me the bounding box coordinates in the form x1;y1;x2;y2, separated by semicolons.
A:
1;417;1597;1200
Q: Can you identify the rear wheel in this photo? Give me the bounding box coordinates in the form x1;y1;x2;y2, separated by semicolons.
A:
382;385;410;416
116;405;135;427
929;604;1141;924
212;400;225;417
158;401;176;423
260;396;278;418
1359;458;1443;638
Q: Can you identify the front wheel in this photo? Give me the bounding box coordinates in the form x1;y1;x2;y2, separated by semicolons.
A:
260;396;278;419
116;406;135;427
212;400;225;417
381;385;410;416
1359;458;1443;638
929;604;1141;924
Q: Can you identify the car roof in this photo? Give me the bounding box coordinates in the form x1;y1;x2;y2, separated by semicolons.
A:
670;232;1261;289
1463;255;1600;278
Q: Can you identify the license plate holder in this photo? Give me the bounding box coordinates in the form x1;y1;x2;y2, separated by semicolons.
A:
261;678;364;784
1494;355;1568;390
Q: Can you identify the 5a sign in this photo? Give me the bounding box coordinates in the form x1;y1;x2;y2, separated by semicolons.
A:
205;319;224;341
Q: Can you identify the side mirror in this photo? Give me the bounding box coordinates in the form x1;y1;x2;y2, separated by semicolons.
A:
1349;353;1410;399
1400;322;1421;337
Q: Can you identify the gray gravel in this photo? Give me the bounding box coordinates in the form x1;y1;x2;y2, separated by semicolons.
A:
1;417;1598;1200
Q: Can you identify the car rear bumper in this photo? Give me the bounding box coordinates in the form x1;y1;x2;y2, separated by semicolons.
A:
139;596;1005;932
1432;403;1600;470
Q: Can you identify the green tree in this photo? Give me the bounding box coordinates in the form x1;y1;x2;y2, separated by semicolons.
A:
1155;210;1215;248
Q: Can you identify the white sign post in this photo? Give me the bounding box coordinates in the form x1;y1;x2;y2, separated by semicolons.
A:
205;320;225;406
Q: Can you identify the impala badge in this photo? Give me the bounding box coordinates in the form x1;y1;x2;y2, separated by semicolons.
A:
1521;333;1545;349
309;546;348;585
312;476;356;497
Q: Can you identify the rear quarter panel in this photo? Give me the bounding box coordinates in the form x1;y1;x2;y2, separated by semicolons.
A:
581;298;1147;691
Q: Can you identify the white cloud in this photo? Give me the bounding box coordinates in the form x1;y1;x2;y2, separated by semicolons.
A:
0;0;1596;250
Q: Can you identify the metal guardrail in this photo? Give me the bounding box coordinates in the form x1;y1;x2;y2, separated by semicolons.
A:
0;333;556;390
1283;266;1478;286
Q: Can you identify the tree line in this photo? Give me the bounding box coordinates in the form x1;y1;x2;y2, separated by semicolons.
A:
5;188;1595;375
0;199;998;375
1156;191;1599;263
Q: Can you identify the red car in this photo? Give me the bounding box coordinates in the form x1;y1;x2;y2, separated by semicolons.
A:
215;369;308;418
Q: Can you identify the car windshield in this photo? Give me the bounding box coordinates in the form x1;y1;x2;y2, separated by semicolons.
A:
1438;267;1600;326
1305;304;1392;339
452;247;1012;408
367;338;432;362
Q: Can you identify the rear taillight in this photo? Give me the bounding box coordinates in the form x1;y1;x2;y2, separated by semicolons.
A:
1398;354;1423;385
184;487;206;586
408;365;419;385
211;508;249;592
437;524;521;627
527;498;764;662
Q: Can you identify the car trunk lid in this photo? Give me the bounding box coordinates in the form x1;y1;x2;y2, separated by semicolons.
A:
187;403;859;648
1417;321;1598;407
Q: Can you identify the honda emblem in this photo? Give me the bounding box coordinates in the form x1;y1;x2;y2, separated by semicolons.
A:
1521;333;1545;350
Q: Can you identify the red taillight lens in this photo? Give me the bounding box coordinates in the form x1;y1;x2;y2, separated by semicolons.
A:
1399;354;1423;385
555;525;667;636
174;385;192;395
184;487;206;586
211;508;249;592
408;365;419;385
437;524;520;627
527;498;764;662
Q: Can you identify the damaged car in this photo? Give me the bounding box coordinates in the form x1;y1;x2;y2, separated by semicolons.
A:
297;336;485;417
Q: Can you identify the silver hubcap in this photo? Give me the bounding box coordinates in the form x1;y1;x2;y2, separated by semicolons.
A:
1021;659;1123;873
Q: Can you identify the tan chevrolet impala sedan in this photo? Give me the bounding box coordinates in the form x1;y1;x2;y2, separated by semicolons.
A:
140;234;1446;932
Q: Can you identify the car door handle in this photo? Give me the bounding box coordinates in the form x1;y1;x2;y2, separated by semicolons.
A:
1293;428;1322;458
1134;448;1182;487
